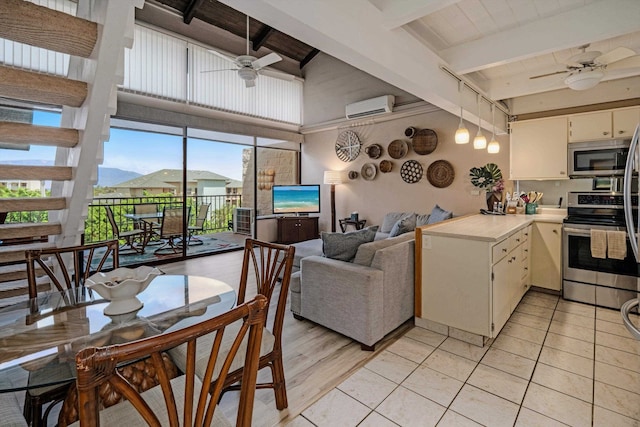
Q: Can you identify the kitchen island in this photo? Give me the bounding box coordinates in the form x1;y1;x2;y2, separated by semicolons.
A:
415;212;564;346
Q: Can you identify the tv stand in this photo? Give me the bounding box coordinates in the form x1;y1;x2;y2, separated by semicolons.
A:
277;216;319;244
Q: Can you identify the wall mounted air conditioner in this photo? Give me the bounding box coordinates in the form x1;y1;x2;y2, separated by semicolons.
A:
345;95;395;119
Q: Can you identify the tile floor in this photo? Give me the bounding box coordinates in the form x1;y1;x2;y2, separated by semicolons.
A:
286;291;640;427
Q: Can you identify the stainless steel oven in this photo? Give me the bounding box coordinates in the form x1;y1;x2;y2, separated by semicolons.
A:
563;191;640;309
568;139;630;177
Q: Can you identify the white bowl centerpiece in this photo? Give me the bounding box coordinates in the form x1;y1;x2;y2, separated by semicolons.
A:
86;266;163;315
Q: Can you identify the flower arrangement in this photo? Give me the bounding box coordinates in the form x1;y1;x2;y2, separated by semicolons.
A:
469;163;503;193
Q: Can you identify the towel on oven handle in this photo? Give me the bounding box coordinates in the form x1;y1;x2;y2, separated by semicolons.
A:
607;231;627;260
590;229;607;259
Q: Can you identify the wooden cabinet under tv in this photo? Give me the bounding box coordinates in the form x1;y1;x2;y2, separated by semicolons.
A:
277;216;319;244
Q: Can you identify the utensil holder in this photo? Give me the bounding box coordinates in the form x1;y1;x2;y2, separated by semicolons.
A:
525;203;537;215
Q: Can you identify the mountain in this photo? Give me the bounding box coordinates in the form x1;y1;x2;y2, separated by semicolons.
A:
97;167;141;187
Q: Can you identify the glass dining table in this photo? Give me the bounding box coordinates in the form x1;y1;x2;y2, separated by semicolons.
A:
0;274;236;393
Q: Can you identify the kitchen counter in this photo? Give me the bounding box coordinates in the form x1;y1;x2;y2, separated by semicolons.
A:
422;212;565;242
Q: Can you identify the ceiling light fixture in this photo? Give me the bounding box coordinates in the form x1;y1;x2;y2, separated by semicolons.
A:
565;68;605;90
473;94;486;150
455;81;469;144
487;104;500;154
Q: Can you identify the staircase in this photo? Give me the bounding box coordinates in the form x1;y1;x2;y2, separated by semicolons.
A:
0;0;143;306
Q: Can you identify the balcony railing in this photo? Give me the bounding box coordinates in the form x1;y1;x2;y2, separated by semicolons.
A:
85;195;242;243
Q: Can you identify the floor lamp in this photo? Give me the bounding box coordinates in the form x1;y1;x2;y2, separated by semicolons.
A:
324;171;344;233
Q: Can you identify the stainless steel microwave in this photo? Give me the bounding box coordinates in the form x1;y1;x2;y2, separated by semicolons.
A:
568;139;631;177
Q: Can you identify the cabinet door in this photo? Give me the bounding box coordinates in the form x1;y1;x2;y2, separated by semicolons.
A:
297;217;318;241
531;222;562;290
277;218;298;244
492;255;511;337
613;107;640;139
510;117;568;180
568;111;612;142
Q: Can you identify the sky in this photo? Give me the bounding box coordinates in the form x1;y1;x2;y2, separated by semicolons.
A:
0;110;245;181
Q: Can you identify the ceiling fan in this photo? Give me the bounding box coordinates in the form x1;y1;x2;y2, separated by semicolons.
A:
202;15;295;88
530;44;640;90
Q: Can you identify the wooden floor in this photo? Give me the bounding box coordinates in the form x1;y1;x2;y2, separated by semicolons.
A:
160;250;411;427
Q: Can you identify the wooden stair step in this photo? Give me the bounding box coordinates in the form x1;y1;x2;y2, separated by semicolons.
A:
0;276;50;307
0;242;55;265
0;222;61;241
0;0;97;58
0;65;87;107
0;263;47;283
0;165;72;181
0;122;78;148
0;197;66;213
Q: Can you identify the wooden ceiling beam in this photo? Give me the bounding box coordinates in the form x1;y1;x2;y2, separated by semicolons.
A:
183;0;207;24
300;49;319;69
252;25;275;51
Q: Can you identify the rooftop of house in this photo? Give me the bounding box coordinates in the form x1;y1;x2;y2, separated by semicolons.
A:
114;169;234;189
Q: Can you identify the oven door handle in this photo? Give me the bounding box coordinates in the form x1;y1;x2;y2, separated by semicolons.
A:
621;298;640;340
563;227;615;237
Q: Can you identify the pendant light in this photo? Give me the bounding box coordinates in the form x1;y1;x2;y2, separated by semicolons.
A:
487;104;500;154
454;81;469;144
473;94;486;150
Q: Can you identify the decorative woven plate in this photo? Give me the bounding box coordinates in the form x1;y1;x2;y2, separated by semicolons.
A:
426;160;455;188
388;139;408;159
400;160;423;183
335;130;361;162
365;143;382;159
379;160;393;173
412;129;438;155
361;163;377;181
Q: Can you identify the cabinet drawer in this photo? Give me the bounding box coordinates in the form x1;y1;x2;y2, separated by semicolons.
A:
492;238;511;263
521;226;532;243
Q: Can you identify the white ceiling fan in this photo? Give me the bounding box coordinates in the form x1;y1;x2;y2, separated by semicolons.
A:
202;15;295;88
530;44;640;90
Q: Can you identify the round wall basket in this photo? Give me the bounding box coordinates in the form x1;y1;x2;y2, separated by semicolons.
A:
412;129;438;155
388;139;409;159
379;160;393;173
365;144;382;159
361;163;377;181
400;160;423;183
426;160;455;188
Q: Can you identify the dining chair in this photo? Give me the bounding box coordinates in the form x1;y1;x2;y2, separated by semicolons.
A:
187;203;210;245
23;240;119;427
75;295;268;427
169;239;296;410
104;205;145;254
154;206;189;255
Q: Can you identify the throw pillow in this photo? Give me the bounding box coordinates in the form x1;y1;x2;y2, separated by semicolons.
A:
321;226;378;262
427;204;453;224
415;213;431;227
389;213;416;237
380;212;409;234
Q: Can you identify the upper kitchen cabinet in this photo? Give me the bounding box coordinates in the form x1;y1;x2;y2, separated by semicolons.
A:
613;107;640;139
510;116;568;180
568;111;611;142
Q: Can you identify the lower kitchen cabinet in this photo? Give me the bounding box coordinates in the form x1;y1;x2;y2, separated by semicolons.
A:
531;221;562;290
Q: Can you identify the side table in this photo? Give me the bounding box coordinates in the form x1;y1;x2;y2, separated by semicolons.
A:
339;218;367;232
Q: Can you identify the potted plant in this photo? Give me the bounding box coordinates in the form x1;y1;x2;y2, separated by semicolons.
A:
469;163;504;211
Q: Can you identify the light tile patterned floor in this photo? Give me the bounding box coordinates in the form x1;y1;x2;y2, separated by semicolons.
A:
288;291;640;427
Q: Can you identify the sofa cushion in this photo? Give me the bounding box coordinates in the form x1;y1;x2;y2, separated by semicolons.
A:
416;213;431;227
380;212;410;234
427;204;453;224
389;213;416;237
321;226;378;262
353;232;414;267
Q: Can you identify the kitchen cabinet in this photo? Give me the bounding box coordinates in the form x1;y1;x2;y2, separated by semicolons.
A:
420;215;532;340
568;111;611;142
613;107;640;138
510;117;568;180
531;222;562;291
277;216;318;244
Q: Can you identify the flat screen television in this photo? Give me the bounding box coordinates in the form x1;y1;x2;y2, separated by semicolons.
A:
272;184;320;215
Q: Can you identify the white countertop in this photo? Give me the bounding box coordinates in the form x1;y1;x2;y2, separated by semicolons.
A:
422;212;566;242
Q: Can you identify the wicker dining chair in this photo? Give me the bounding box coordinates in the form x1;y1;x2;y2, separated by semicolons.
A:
169;239;296;410
75;295;268;427
23;240;119;427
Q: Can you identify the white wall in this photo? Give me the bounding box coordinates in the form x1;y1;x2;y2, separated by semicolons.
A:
302;110;510;232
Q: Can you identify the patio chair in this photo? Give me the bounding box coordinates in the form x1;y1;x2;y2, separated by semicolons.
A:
105;206;146;254
75;295;268;427
187;203;210;245
134;203;162;244
154;206;189;255
23;240;119;427
170;239;296;410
